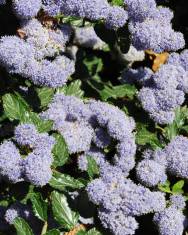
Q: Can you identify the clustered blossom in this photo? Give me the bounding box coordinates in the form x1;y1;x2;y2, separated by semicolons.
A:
41;94;136;174
12;0;128;30
125;0;185;52
42;0;128;29
87;163;166;234
136;158;167;187
167;50;188;93
0;124;55;186
13;0;42;19
162;136;188;178
0;0;188;234
169;195;186;210
0;19;74;87
137;135;188;181
0;141;23;183
85;134;188;234
98;209;138;235
122;46;188;125
123;58;188;124
153;206;187;235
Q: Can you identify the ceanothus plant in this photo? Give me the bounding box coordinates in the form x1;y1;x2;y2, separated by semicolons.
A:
0;0;188;234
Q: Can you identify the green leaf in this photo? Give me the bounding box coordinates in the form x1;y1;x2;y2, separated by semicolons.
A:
158;180;171;194
30;193;48;222
76;231;86;235
77;228;102;235
111;0;123;6
25;111;53;133
58;80;84;98
87;228;102;235
44;229;60;235
51;191;79;230
172;180;184;194
60;15;84;26
100;84;137;101
87;156;99;179
36;87;54;108
84;56;103;76
136;126;162;149
2;93;53;133
164;107;188;140
13;217;34;235
52;134;69;167
49;171;86;190
3;93;30;121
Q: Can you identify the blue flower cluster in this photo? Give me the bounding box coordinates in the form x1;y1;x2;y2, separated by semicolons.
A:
123;51;188;124
42;0;128;29
0;124;55;186
153;206;186;235
41;94;136;174
0;19;74;87
87;163;166;235
85;136;188;235
137;135;188;180
125;0;185;52
0;0;188;234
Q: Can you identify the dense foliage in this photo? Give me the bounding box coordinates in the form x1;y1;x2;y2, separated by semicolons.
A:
0;0;188;235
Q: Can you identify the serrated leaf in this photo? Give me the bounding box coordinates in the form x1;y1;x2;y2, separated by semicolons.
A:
25;111;53;133
13;217;34;235
172;180;184;194
36;87;54;108
100;84;137;101
164;107;188;140
83;56;103;76
61;16;83;26
49;171;86;190
59;80;84;98
30;193;48;222
44;229;60;235
158;180;171;194
77;228;102;235
136;127;162;149
2;93;53;133
52;134;69;167
87;228;102;235
3;93;30;121
87;156;99;179
51;191;79;230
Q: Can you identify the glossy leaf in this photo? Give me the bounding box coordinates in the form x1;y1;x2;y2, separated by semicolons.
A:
13;217;34;235
51;191;79;230
172;180;184;194
49;171;86;190
44;229;60;235
52;134;69;167
30;193;48;222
